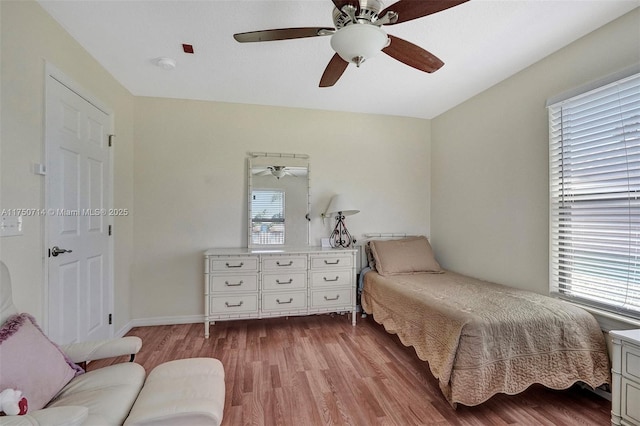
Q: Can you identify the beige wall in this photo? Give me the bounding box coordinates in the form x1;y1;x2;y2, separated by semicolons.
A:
14;0;632;327
431;9;640;295
132;97;430;320
1;0;430;328
0;1;135;331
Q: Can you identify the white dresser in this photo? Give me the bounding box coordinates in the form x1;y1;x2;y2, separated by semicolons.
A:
204;247;357;338
611;329;640;426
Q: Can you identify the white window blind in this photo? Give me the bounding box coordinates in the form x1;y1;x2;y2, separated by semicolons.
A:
549;72;640;319
251;189;285;245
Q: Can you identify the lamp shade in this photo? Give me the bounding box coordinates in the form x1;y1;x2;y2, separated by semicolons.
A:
325;194;359;217
330;24;389;65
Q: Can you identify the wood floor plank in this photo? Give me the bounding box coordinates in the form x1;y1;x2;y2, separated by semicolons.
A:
322;366;374;425
303;370;339;424
90;315;611;425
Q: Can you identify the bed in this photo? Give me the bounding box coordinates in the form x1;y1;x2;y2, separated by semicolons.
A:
360;236;610;407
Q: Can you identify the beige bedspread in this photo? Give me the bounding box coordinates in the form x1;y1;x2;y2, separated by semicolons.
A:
361;270;610;407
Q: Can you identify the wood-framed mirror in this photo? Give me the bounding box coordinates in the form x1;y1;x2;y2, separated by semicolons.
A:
248;153;310;249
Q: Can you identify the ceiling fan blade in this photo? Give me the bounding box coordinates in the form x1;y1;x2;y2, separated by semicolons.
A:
319;53;349;87
383;35;444;73
380;0;469;25
234;27;335;43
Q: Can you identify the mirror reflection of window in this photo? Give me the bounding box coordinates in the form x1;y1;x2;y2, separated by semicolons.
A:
248;153;309;248
251;189;285;245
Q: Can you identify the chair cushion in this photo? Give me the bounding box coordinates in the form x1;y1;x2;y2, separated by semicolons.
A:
19;406;89;426
124;358;225;426
47;362;146;426
0;261;18;325
0;313;82;411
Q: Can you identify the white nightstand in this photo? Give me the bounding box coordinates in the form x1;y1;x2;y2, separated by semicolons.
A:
610;329;640;426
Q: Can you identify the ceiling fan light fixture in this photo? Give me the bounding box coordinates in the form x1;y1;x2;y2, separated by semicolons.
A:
270;166;287;179
330;24;389;66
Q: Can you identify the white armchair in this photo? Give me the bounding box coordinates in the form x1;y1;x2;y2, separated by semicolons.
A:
59;337;141;369
0;261;225;426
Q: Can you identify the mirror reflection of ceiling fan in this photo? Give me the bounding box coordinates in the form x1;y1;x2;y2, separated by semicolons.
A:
254;166;307;179
233;0;469;87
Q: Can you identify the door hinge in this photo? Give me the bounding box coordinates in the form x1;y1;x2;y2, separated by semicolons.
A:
108;314;112;325
108;134;114;147
108;225;112;236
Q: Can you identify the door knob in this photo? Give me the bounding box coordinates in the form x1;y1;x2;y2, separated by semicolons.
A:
51;246;73;257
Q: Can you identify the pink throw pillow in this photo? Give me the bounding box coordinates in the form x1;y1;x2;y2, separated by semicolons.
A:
0;314;83;411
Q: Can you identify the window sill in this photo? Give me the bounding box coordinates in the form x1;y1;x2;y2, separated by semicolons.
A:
564;302;640;330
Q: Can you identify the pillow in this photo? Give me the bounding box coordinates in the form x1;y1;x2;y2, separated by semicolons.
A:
365;237;424;270
365;242;376;269
0;313;83;411
369;236;442;276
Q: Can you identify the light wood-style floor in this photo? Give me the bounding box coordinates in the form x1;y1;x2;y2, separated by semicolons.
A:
91;314;611;425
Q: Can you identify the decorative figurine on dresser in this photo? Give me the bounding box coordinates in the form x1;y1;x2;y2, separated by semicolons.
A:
203;153;357;338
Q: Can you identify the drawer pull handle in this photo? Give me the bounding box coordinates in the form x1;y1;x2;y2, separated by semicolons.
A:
276;279;293;285
225;280;244;287
225;301;244;308
324;295;340;301
324;259;340;265
276;298;294;304
323;276;340;282
225;262;244;268
276;261;294;266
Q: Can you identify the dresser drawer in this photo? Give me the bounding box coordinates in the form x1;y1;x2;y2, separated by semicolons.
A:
262;256;307;271
311;288;353;308
622;342;640;382
210;274;258;293
310;270;353;287
310;254;353;269
262;272;307;291
209;257;259;272
621;377;640;425
210;294;258;314
262;290;307;311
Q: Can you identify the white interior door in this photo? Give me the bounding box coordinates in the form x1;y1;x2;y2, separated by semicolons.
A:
45;75;113;345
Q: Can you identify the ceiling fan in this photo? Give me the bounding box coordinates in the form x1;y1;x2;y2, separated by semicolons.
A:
233;0;469;87
254;166;306;179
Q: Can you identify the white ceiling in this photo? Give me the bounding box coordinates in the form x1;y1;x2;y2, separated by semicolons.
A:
38;0;639;119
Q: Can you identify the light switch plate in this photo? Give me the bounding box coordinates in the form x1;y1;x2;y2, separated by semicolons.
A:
0;215;23;237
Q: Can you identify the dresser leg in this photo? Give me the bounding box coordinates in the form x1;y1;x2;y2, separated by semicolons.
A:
352;309;356;326
611;413;622;426
610;335;622;426
204;320;210;339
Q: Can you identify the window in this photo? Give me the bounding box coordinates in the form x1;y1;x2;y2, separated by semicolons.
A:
251;189;285;245
549;72;640;319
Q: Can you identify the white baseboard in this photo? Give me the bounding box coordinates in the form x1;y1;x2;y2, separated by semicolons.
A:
114;315;204;337
114;322;133;338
